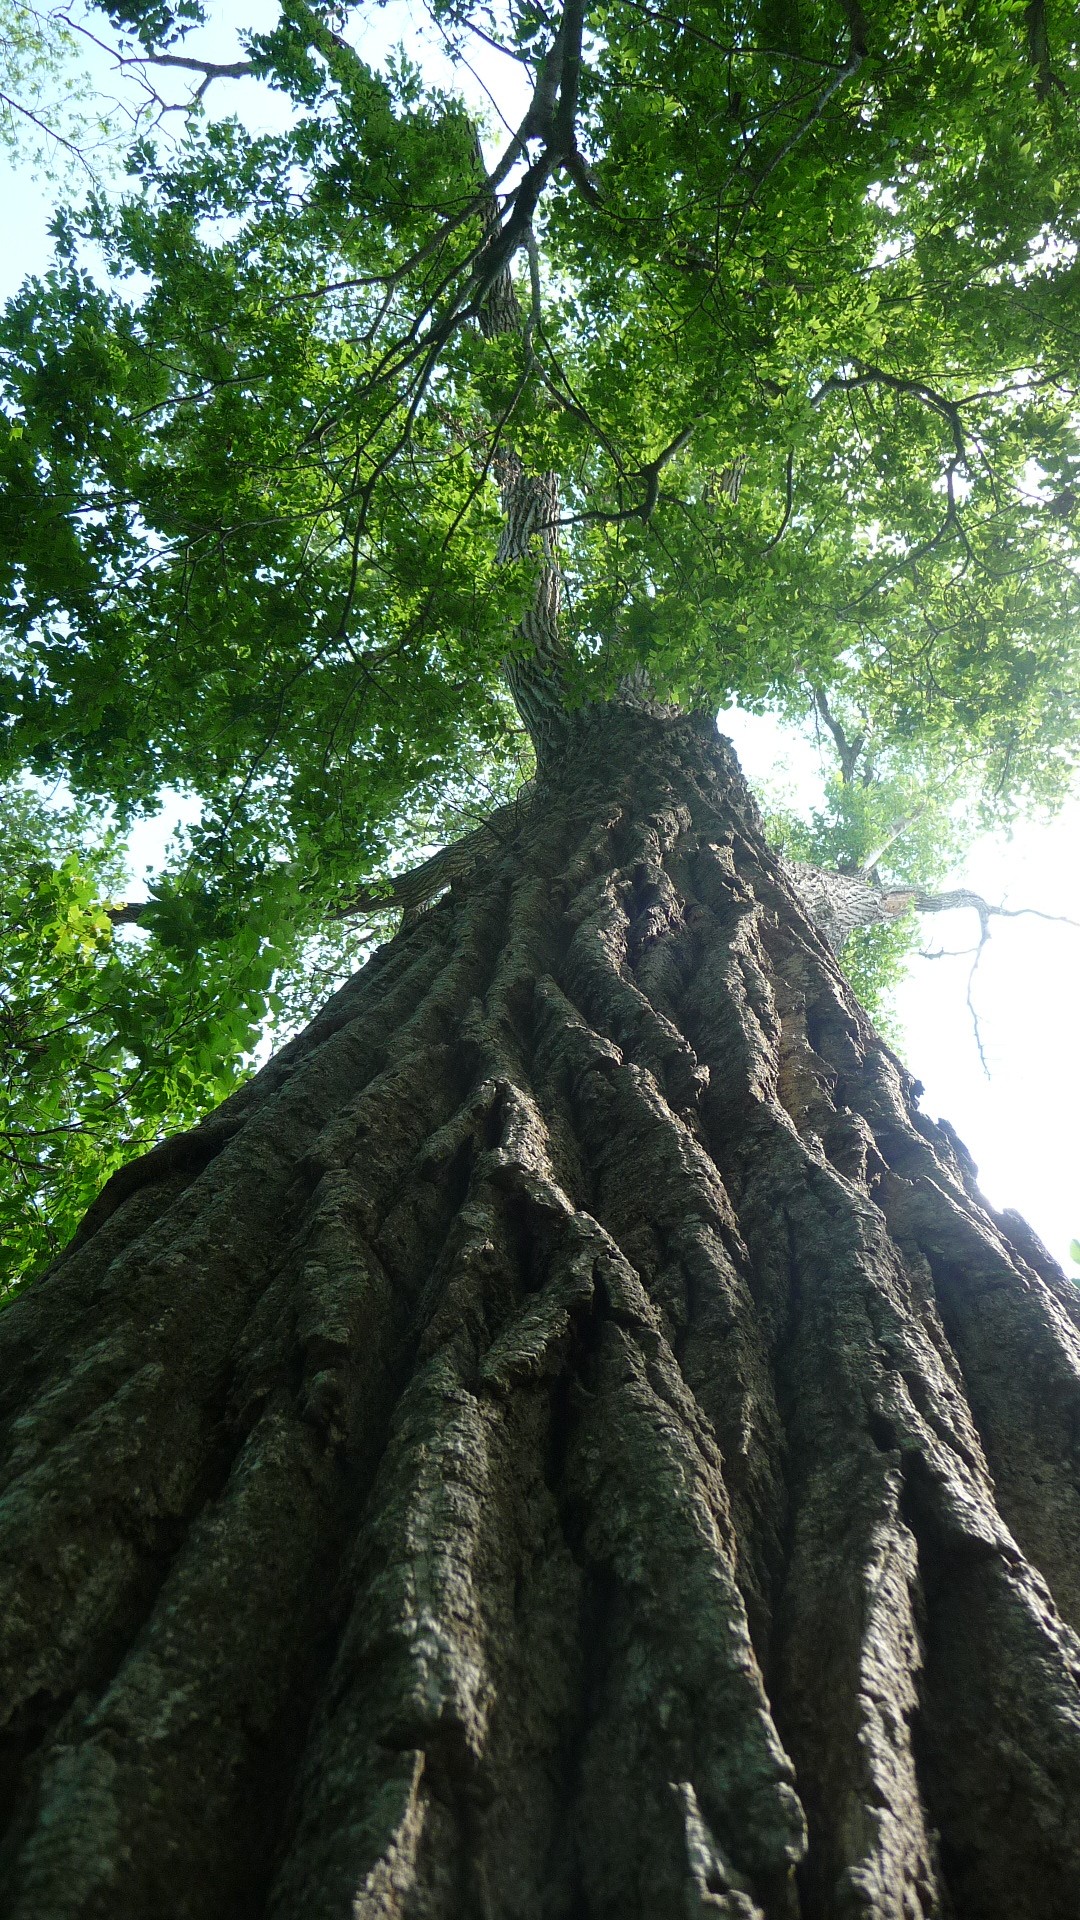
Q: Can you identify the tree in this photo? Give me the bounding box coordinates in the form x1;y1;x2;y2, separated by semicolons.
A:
3;0;1080;1910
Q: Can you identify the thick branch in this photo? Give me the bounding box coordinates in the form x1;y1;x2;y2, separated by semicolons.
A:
564;422;697;527
333;782;537;920
760;448;795;553
469;138;572;764
858;805;926;878
1025;0;1066;98
139;54;254;81
813;362;967;466
904;888;1079;931
811;686;865;782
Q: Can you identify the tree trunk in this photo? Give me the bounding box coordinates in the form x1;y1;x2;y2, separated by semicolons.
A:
3;708;1080;1920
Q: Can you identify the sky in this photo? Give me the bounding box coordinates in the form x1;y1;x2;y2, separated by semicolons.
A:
3;2;1079;1271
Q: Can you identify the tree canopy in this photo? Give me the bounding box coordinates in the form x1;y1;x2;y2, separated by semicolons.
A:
2;0;1080;1288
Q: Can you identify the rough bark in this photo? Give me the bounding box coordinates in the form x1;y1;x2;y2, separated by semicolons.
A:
3;708;1080;1920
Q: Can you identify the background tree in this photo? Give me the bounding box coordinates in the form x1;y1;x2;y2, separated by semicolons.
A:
3;0;1080;1911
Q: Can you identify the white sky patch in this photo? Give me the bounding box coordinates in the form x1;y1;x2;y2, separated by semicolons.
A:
123;789;204;894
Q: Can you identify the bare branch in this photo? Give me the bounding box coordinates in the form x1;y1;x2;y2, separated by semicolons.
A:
966;926;992;1077
909;889;1080;930
0;87;95;170
138;54;254;82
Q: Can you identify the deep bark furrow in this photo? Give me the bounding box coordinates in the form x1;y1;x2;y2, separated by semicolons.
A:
5;1402;348;1920
902;1464;1080;1916
685;1086;942;1915
565;1305;805;1918
266;1132;598;1914
691;896;1080;1915
532;971;788;1663
3;709;1079;1917
0;881;517;1892
750;906;1080;1649
878;1177;1080;1638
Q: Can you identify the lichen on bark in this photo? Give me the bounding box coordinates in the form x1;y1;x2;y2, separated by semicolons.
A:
2;707;1080;1920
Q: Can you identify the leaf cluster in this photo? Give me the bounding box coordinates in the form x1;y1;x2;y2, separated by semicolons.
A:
0;783;283;1296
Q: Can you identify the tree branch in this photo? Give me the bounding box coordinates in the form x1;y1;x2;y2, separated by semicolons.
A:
857;805;926;877
333;782;537;920
738;9;867;218
1025;0;1066;98
813;361;968;465
907;889;1080;930
138;54;255;81
760;448;795;553
0;87;95;169
811;686;865;781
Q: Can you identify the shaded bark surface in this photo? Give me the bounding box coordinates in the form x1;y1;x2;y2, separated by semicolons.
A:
3;709;1080;1920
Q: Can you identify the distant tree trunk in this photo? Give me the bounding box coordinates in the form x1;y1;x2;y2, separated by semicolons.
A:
3;708;1080;1920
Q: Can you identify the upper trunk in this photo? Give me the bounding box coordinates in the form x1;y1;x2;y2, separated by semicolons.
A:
2;708;1080;1920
